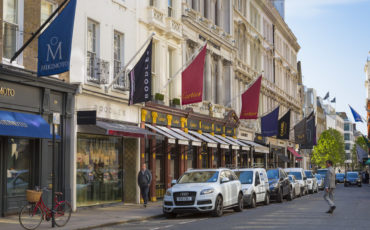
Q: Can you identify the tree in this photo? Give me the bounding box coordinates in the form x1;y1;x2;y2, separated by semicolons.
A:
350;136;367;171
311;128;346;168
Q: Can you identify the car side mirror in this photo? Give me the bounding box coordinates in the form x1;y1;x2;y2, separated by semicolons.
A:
221;177;230;184
303;177;307;180
171;179;177;186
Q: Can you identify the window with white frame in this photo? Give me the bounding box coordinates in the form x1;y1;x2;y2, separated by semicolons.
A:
3;0;23;62
113;31;125;89
168;0;173;17
86;19;99;82
41;0;56;25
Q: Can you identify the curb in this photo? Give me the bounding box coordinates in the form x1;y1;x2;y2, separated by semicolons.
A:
74;213;165;230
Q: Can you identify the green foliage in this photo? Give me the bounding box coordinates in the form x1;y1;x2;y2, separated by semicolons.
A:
172;98;181;106
154;93;164;101
350;136;367;170
311;128;346;168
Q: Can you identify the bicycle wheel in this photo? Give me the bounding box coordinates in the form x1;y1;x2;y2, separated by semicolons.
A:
19;204;43;230
54;201;72;227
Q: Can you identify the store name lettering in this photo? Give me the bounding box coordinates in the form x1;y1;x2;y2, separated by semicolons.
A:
0;120;28;127
0;86;15;97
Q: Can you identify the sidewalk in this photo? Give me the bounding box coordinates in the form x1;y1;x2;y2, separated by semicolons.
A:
0;202;163;230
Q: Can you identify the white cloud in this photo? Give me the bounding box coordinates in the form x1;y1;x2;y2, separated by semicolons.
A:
285;0;368;18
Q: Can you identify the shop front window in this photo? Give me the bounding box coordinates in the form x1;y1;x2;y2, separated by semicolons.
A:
76;134;123;206
7;138;31;197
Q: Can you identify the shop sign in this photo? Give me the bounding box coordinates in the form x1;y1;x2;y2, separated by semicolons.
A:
225;127;235;137
0;86;15;97
171;116;181;128
254;133;266;144
188;119;200;130
77;110;97;125
156;113;167;126
201;122;212;133
214;124;223;135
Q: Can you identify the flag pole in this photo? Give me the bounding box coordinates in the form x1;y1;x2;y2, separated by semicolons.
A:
10;0;70;63
226;71;264;107
105;32;155;93
161;42;207;91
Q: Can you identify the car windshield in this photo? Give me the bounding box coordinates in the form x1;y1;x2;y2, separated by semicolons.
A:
305;171;314;178
336;174;344;178
317;169;328;177
267;169;279;180
287;172;302;180
315;175;321;180
347;173;358;178
178;171;219;183
235;171;253;184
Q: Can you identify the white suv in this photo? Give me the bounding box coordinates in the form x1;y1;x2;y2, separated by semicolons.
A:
305;170;319;193
233;168;270;208
284;168;308;196
163;169;243;218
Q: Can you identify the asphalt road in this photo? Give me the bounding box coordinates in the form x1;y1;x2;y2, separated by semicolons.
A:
99;184;370;230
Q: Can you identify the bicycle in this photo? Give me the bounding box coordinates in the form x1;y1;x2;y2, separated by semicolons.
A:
19;187;72;230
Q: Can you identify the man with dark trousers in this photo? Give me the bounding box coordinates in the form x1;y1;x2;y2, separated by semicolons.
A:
137;163;152;207
323;160;336;214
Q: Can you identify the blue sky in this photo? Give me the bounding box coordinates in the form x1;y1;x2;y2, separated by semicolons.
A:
285;0;370;135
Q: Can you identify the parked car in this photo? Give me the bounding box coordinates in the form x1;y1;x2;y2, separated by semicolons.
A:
267;168;293;202
344;172;362;187
284;168;308;196
315;174;324;190
317;169;328;180
288;175;301;198
233;168;270;208
163;169;243;218
305;170;319;193
336;173;345;183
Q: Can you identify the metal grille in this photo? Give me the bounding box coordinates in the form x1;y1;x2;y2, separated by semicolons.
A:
173;191;196;206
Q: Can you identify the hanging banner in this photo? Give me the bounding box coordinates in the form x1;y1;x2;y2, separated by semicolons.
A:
182;44;207;105
294;117;307;144
38;0;77;76
129;40;153;105
277;110;290;140
240;76;262;119
261;107;279;137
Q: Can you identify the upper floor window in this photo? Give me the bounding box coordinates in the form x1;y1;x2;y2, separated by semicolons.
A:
113;31;126;90
87;19;100;83
3;0;22;61
41;0;56;25
168;0;173;17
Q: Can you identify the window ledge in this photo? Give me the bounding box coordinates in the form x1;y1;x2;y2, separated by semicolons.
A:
2;58;24;69
112;0;127;9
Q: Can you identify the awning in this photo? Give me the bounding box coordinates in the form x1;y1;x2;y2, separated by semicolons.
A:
188;130;218;148
215;135;240;150
287;147;303;161
225;136;250;151
156;126;189;145
145;124;176;144
96;121;157;138
240;140;269;154
202;133;230;149
0;110;54;139
171;128;202;146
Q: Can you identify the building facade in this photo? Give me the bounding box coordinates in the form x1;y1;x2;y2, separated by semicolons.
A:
365;56;370;138
0;0;77;216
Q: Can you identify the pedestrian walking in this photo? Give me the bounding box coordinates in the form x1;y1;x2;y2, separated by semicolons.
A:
323;160;336;214
137;163;152;208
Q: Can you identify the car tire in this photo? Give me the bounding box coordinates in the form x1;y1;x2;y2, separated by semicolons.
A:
309;188;313;194
292;189;296;199
344;183;348;187
299;189;302;197
164;212;177;219
264;193;270;205
358;183;362;187
287;188;293;201
234;193;243;212
277;189;283;203
250;194;257;208
211;195;224;217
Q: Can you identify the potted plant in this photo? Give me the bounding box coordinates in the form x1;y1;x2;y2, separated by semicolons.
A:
154;93;164;105
172;98;181;108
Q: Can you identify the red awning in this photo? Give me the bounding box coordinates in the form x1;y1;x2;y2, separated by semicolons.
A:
287;147;303;161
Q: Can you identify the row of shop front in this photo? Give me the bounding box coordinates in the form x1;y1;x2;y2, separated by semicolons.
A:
0;67;303;216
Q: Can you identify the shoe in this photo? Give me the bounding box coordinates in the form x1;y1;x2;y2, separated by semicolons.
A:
326;209;332;214
144;204;147;208
331;206;336;213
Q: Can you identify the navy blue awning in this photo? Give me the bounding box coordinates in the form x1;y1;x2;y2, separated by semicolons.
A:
0;110;54;139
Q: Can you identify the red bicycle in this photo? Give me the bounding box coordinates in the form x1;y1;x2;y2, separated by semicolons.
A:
19;188;72;230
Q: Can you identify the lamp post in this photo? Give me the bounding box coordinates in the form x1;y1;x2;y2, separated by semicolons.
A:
50;113;60;228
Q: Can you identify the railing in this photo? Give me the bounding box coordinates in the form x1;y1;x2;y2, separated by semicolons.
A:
147;6;166;29
112;61;129;91
166;17;182;37
86;51;110;85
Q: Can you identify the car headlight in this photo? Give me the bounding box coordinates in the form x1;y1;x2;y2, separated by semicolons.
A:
165;189;172;196
242;188;249;194
200;188;214;195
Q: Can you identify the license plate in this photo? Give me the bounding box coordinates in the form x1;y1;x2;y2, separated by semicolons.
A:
176;197;192;201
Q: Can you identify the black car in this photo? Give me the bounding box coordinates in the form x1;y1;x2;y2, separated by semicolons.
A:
267;168;293;202
344;172;362;187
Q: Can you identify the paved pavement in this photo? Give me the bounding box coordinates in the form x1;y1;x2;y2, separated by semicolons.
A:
0;202;163;230
101;184;370;230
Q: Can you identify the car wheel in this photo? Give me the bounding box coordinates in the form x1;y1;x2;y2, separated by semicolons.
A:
277;189;283;203
299;189;302;197
344;183;348;187
287;188;293;201
309;188;313;194
292;189;296;199
211;195;224;217
264;193;270;205
164;212;177;219
234;193;243;212
358;183;362;187
250;194;257;208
